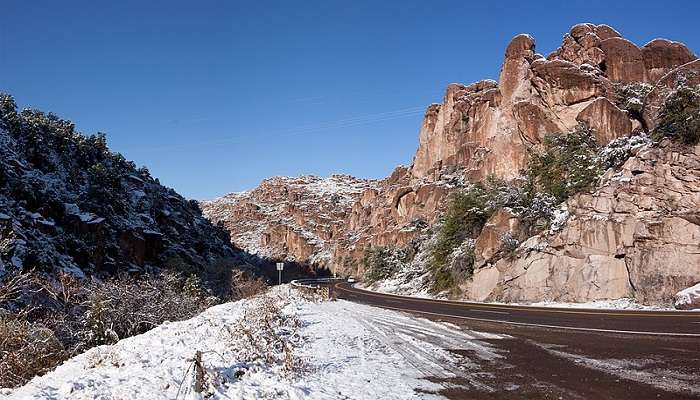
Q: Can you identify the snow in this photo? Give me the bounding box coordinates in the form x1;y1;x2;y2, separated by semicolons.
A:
528;298;674;311
358;283;675;311
1;287;507;400
674;282;700;310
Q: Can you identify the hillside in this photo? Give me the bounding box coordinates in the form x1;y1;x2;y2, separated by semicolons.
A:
0;96;264;388
0;95;251;278
205;23;700;306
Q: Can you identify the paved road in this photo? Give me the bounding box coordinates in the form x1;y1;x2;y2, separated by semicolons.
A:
333;282;700;336
331;281;700;399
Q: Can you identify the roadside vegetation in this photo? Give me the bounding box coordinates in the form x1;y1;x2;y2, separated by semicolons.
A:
0;265;265;388
362;246;409;284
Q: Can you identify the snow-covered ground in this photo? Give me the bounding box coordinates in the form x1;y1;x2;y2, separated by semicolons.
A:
1;287;507;400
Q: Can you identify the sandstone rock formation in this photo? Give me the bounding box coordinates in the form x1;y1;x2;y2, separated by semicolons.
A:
468;142;700;304
208;24;699;305
201;175;378;266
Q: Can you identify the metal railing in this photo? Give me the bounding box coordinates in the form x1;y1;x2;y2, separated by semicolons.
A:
290;277;344;290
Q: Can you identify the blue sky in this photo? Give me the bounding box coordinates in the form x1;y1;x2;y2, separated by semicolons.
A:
2;1;698;199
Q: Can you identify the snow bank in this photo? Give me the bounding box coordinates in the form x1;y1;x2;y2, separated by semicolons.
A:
2;287;465;399
528;298;672;311
358;283;674;311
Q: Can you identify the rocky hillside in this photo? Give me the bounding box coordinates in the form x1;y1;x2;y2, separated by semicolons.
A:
0;95;250;279
205;23;700;305
201;175;378;267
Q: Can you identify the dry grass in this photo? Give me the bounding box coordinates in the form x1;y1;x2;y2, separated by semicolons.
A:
0;317;67;388
0;266;271;389
228;294;303;376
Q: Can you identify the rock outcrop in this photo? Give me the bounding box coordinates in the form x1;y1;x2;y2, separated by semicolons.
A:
674;282;700;310
330;24;696;286
201;175;377;266
207;23;698;305
469;142;700;304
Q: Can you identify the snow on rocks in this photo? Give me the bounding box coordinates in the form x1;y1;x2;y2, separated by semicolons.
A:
674;282;700;310
201;175;379;264
359;282;675;311
2;286;505;399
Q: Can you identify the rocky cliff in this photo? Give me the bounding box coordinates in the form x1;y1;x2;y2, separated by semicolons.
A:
201;175;378;267
469;140;700;304
206;23;699;305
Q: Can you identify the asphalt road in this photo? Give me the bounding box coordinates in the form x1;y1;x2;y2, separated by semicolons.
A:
333;282;700;336
331;281;700;399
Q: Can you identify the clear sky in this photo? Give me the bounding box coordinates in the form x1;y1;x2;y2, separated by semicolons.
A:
2;1;698;199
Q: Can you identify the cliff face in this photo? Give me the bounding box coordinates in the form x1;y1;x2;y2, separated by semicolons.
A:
206;23;699;304
201;175;378;266
469;141;700;304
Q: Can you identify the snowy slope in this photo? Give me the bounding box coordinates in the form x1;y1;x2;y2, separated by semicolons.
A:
2;287;505;399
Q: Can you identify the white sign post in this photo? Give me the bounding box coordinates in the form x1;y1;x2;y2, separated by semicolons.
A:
276;262;284;285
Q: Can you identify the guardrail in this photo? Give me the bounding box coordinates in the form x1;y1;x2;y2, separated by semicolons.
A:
290;278;345;299
290;277;344;289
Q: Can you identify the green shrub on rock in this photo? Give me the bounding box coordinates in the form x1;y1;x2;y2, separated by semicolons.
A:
363;246;406;283
653;77;700;145
428;186;490;292
525;125;603;201
614;81;652;118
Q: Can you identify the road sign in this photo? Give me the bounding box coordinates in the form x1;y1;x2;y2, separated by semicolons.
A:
276;262;284;285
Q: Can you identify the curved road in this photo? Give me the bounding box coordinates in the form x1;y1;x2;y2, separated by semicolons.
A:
333;282;700;336
327;281;700;399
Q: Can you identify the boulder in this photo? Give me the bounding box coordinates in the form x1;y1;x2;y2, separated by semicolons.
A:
674;282;700;310
599;37;647;82
531;59;610;106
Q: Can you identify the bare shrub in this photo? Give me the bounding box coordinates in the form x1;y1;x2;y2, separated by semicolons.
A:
81;272;211;346
230;270;267;299
0;316;67;388
227;294;303;376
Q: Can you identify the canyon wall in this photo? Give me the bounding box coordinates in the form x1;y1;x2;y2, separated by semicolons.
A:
204;23;699;304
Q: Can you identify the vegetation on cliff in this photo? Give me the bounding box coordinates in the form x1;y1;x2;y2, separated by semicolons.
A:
0;94;266;388
653;77;700;145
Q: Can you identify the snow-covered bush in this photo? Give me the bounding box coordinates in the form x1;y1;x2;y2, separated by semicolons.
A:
498;232;520;258
228;294;303;376
598;134;652;169
80;272;214;346
518;191;558;229
363;246;407;283
428;186;490;292
525;124;604;201
0;316;67;388
446;239;476;284
653;76;700;145
483;176;530;212
613;81;652;118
